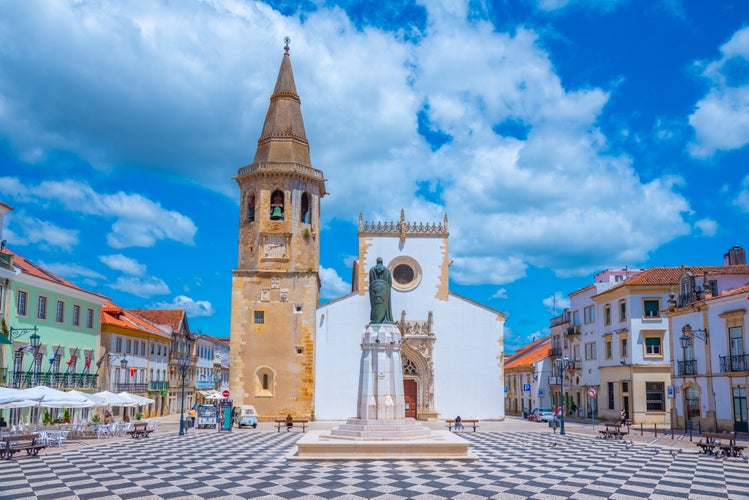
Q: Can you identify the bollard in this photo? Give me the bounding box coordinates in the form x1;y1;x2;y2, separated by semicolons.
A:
655;423;658;438
671;425;674;439
689;427;692;442
640;423;643;436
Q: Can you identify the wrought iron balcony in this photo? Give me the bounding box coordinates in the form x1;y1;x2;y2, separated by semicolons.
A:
720;354;749;373
566;325;581;336
115;382;149;393
6;370;98;389
677;359;698;376
551;345;563;357
149;381;170;391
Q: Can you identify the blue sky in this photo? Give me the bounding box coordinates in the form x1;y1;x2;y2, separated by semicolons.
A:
1;0;749;353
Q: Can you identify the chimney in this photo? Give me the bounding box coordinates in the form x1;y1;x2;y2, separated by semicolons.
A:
724;246;746;266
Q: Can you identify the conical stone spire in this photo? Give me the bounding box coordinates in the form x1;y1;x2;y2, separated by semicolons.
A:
252;39;311;167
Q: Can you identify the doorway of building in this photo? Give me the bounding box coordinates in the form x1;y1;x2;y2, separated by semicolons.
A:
404;379;417;418
623;395;630;421
733;387;748;432
685;387;700;430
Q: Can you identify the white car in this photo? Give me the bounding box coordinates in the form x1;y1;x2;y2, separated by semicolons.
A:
529;408;555;422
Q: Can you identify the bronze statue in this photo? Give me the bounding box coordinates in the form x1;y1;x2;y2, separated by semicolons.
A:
368;257;393;324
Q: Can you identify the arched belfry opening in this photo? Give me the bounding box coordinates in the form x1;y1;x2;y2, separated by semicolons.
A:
270;190;284;220
300;192;310;224
247;192;256;222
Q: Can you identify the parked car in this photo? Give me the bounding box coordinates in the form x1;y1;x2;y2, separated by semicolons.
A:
237;405;258;428
529;408;554;422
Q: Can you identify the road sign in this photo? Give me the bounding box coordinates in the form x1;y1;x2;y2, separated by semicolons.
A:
523;384;531;392
588;387;597;398
222;389;230;398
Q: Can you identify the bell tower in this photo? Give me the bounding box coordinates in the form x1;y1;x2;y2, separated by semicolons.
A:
230;40;326;420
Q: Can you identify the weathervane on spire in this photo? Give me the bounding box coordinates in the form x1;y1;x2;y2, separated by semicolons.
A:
284;36;290;54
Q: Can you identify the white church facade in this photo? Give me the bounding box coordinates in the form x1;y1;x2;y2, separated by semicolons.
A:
315;211;506;421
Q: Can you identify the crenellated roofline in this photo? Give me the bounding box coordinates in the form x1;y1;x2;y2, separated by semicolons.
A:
358;209;448;242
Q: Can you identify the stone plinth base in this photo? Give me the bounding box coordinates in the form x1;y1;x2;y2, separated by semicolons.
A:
328;417;432;441
292;430;474;461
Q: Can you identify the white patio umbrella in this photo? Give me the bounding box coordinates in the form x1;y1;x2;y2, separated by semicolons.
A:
117;392;154;406
0;386;94;408
0;399;39;409
92;391;139;407
204;391;224;400
67;390;107;406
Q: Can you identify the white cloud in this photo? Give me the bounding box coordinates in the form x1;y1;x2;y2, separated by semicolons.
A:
543;292;570;314
0;178;196;249
733;174;749;212
534;0;624;12
319;266;351;300
693;218;718;237
688;26;749;158
4;212;79;251
151;295;214;318
491;288;508;300
42;262;106;281
0;1;693;285
109;276;170;298
100;254;146;276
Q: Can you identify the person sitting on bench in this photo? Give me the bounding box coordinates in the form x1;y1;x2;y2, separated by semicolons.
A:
454;415;464;432
285;414;294;430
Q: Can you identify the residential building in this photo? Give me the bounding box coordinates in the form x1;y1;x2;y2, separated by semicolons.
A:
99;302;172;418
129;309;196;418
504;336;552;417
2;248;107;392
666;262;749;433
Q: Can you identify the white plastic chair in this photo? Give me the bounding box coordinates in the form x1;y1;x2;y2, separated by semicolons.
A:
119;422;132;437
56;430;69;447
96;424;110;439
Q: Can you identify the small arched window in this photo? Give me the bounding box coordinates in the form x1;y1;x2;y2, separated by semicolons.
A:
255;367;275;397
247;192;256;222
300;192;310;224
270;190;284;220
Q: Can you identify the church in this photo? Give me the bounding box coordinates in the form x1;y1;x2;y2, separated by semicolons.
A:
230;42;505;422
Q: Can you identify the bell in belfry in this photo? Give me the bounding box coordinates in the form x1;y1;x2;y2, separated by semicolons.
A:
270;192;284;220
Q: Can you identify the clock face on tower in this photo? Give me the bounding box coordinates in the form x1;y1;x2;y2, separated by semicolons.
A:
263;235;287;258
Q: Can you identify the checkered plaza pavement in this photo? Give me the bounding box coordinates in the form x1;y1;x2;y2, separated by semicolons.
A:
1;423;747;499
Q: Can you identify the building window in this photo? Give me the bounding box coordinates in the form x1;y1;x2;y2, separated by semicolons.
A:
646;382;665;412
584;305;595;324
643;299;660;318
619;300;626;322
585;342;597;360
37;296;47;320
645;336;663;357
605;340;612;359
254;311;265;324
607;382;615;410
55;300;64;323
16;290;27;316
0;284;3;312
115;337;122;353
572;310;580;326
604;305;611;326
621;337;628;358
151;343;155;355
72;305;80;326
126;340;132;354
729;326;744;357
86;308;94;328
255;367;275;397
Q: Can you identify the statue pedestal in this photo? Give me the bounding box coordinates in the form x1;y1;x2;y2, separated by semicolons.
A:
293;323;472;460
356;323;405;420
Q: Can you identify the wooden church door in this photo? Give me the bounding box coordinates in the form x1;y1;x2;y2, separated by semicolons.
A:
404;379;417;418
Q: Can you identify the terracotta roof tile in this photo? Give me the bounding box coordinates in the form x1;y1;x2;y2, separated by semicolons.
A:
598;264;749;295
127;309;187;333
505;336;551;369
101;302;170;338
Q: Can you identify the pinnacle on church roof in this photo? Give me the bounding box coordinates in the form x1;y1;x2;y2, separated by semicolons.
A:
251;37;311;167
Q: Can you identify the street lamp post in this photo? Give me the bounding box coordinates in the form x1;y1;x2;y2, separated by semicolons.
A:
556;356;571;435
177;355;190;436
